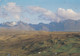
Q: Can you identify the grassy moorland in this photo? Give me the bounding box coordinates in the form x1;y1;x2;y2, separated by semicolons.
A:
0;29;80;56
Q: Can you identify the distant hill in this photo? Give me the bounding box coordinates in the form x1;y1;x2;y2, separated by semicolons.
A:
0;20;80;31
0;21;34;31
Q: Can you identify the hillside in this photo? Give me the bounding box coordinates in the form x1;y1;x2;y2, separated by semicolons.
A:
0;30;80;56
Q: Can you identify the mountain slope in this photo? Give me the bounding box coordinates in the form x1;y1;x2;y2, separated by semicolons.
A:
0;20;80;31
30;20;80;31
0;21;34;31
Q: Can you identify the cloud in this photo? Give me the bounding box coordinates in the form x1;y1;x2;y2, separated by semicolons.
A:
27;6;80;22
0;2;22;20
4;2;21;13
28;6;57;21
0;4;80;23
28;6;48;13
57;8;80;20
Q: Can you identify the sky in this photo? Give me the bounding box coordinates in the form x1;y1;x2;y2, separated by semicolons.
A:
0;0;80;24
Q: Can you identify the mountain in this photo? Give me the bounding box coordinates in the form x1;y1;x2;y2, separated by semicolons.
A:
0;20;80;31
30;20;80;31
0;21;34;31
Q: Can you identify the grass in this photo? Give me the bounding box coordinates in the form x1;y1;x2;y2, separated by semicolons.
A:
0;29;80;56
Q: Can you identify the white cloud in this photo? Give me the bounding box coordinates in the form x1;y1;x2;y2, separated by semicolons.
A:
28;6;57;22
0;2;22;20
4;2;21;13
0;4;80;23
57;8;80;20
28;6;48;13
0;6;8;18
27;6;80;22
13;15;20;19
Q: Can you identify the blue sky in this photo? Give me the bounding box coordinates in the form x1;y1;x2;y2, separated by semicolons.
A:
0;0;80;24
1;0;80;12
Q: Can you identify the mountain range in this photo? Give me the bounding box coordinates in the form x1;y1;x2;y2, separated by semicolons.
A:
0;20;80;32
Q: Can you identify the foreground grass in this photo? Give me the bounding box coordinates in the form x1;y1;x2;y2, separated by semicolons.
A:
0;30;80;56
